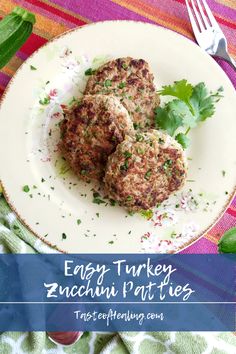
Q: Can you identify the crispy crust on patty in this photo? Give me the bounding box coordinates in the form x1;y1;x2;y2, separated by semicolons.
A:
85;57;160;129
59;94;134;181
104;130;187;211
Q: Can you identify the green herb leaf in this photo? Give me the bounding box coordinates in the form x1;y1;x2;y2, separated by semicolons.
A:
30;65;37;70
190;83;223;122
155;105;183;136
155;80;223;143
175;133;190;149
77;219;81;225
158;79;193;103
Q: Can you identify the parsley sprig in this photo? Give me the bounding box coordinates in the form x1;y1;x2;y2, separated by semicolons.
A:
155;80;223;149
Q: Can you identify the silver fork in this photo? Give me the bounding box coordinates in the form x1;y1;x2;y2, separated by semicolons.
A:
185;0;236;71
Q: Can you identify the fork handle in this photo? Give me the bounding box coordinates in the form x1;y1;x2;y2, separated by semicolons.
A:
218;54;236;71
214;38;236;71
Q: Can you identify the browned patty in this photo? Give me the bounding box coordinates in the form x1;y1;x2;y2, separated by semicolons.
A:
85;57;160;130
59;94;134;181
104;130;187;211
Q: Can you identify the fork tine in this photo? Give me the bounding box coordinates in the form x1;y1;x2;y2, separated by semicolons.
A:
190;0;204;32
185;0;202;36
201;0;221;29
196;0;210;28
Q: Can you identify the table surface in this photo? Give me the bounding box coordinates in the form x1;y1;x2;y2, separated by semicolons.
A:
0;0;235;253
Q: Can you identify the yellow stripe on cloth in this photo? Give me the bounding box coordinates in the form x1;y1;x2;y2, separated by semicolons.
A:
112;0;195;39
217;0;236;10
205;233;219;244
40;0;90;24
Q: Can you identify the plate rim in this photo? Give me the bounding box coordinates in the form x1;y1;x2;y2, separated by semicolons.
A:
0;20;235;254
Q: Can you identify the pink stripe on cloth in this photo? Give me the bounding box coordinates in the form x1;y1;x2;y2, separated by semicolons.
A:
181;237;218;254
49;0;155;22
14;0;76;28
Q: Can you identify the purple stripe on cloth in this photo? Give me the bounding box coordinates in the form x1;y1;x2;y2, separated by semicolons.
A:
0;72;11;87
181;237;217;254
16;51;29;61
208;0;236;21
215;58;236;88
49;0;155;22
15;0;76;28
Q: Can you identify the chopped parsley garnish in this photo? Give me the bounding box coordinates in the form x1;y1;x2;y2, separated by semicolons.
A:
41;178;45;183
39;96;50;105
137;147;145;154
93;192;105;205
118;82;126;89
222;170;226;177
120;160;129;171
23;185;30;193
85;68;96;76
108;240;114;244
80;170;87;176
135;133;144;142
104;79;112;87
30;65;37;70
133;122;141;130
96;212;100;217
77;219;81;225
145;170;152;180
126;195;133;201
122;63;128;69
163;159;173;170
128;210;135;216
135;106;141;113
123;151;132;158
109;199;116;206
155;80;223;149
140;209;153;220
158;138;165;144
62;233;67;240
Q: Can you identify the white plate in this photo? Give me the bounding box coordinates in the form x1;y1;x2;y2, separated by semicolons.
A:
0;21;235;253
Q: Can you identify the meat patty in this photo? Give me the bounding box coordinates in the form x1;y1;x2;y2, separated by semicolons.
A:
85;57;160;130
59;94;134;181
104;130;187;211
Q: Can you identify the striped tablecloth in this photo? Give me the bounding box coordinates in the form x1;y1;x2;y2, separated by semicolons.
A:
0;0;235;254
